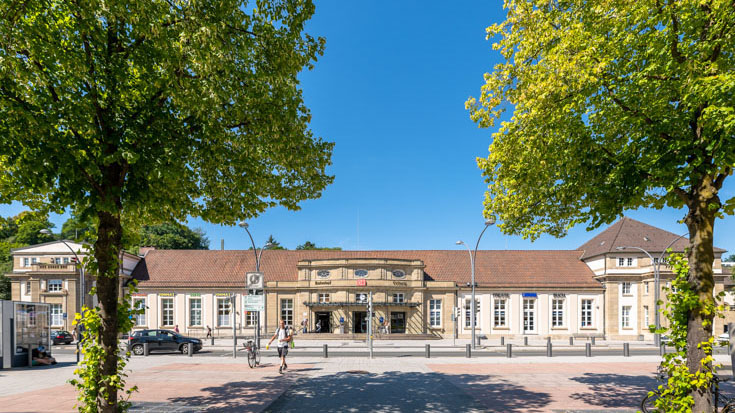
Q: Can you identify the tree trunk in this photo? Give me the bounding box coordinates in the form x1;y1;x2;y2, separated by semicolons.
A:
685;185;718;412
94;210;123;412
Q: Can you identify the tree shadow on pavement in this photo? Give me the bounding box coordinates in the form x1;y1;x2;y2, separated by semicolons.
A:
568;373;658;408
264;371;552;413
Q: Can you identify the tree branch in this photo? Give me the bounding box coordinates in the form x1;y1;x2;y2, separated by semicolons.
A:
669;2;685;64
714;167;731;190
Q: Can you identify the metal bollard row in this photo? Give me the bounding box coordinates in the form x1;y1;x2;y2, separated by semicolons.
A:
323;344;328;358
623;342;630;357
506;343;512;358
425;344;431;358
465;344;471;358
585;343;591;357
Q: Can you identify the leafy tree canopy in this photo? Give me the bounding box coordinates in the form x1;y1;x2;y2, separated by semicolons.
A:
296;240;341;250
265;235;287;250
13;212;55;245
725;254;735;263
61;214;97;243
139;223;209;250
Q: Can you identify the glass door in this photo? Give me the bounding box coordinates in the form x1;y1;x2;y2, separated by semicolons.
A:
523;299;536;333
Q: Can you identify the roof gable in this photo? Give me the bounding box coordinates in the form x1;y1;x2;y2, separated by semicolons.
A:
11;240;89;255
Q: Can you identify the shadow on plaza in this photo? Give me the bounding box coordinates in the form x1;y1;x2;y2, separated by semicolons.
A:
262;371;552;413
568;373;658;407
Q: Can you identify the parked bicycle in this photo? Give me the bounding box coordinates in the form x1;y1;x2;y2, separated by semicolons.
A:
244;339;261;368
641;366;735;412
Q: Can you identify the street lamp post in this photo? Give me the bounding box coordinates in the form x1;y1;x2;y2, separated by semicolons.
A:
617;232;688;347
456;217;496;350
239;222;271;350
40;230;85;330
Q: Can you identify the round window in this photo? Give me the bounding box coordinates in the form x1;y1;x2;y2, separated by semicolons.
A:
392;270;406;278
354;269;368;278
317;270;330;278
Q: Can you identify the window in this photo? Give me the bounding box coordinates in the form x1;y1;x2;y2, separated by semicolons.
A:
493;298;507;328
552;298;564;327
581;299;593;327
23;257;29;267
189;298;202;326
54;257;62;264
627;258;633;266
31;257;37;264
133;298;146;326
161;298;174;326
622;306;631;328
25;281;31;295
318;293;330;303
63;257;69;264
48;279;62;292
429;299;441;327
644;306;649;327
280;299;293;327
50;304;63;326
217;298;231;327
523;299;536;333
246;311;258;327
618;257;625;266
653;257;659;265
392;293;405;303
464;298;480;328
645;282;649;295
622;282;631;295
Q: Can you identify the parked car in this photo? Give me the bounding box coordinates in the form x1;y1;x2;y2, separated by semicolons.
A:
51;330;74;345
127;329;202;355
718;333;729;344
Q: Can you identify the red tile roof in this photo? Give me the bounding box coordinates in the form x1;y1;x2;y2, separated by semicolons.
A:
577;217;726;260
131;249;600;289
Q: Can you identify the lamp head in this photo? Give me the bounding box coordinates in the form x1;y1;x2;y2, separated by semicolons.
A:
616;246;626;251
264;242;273;249
238;222;249;229
39;229;52;235
456;240;465;246
485;216;496;226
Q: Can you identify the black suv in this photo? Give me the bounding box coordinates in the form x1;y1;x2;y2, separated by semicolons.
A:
51;330;74;345
127;329;202;355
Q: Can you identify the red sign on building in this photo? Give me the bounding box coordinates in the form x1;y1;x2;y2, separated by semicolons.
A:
356;279;367;287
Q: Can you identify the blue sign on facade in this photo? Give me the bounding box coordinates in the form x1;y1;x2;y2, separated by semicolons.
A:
522;293;537;298
339;316;345;323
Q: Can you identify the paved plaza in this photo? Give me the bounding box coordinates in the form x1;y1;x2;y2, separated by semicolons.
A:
1;349;733;412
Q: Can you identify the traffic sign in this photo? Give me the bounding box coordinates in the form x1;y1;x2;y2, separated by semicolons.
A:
246;272;264;290
244;295;264;311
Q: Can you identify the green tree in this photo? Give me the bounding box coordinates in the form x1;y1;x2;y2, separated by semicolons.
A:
0;1;332;411
296;240;341;250
61;214;97;243
13;212;55;245
725;254;735;263
265;235;287;250
139;223;209;250
467;1;734;409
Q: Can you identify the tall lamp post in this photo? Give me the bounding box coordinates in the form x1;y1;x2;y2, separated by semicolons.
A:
239;222;271;349
456;217;496;350
616;232;688;347
40;230;85;329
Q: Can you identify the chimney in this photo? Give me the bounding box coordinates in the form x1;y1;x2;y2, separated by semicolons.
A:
139;246;156;257
221;239;224;250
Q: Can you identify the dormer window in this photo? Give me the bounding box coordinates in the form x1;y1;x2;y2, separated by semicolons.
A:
354;269;368;278
392;270;406;279
618;257;625;266
317;270;330;278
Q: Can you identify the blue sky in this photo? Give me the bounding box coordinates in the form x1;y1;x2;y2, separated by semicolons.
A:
1;1;733;254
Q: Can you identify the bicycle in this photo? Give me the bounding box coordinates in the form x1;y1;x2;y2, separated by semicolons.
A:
641;366;735;412
243;339;261;368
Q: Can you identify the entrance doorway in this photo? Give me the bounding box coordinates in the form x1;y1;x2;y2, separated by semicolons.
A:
353;311;368;333
315;312;331;333
390;312;406;334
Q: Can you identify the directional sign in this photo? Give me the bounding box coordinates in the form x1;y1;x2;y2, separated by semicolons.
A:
246;272;264;290
244;295;264;311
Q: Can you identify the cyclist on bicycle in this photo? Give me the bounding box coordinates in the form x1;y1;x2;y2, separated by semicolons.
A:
267;319;292;374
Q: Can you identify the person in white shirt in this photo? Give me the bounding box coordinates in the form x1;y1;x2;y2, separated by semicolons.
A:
267;319;292;374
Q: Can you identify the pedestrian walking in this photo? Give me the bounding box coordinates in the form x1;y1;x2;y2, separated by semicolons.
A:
206;325;212;339
316;319;322;333
267;320;292;374
72;328;78;342
174;324;180;333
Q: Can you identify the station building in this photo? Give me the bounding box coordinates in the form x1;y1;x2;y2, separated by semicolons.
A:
5;218;732;340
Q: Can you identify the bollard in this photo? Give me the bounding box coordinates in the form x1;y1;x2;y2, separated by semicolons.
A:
27;345;33;367
591;337;596;346
731;322;735;378
476;335;481;347
661;344;666;355
76;342;80;363
524;336;528;346
425;344;431;358
569;337;574;346
506;343;512;358
211;335;215;346
585;343;591;357
466;344;471;358
624;342;630;357
143;342;149;357
187;343;193;357
547;341;552;357
500;336;505;346
323;344;328;358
